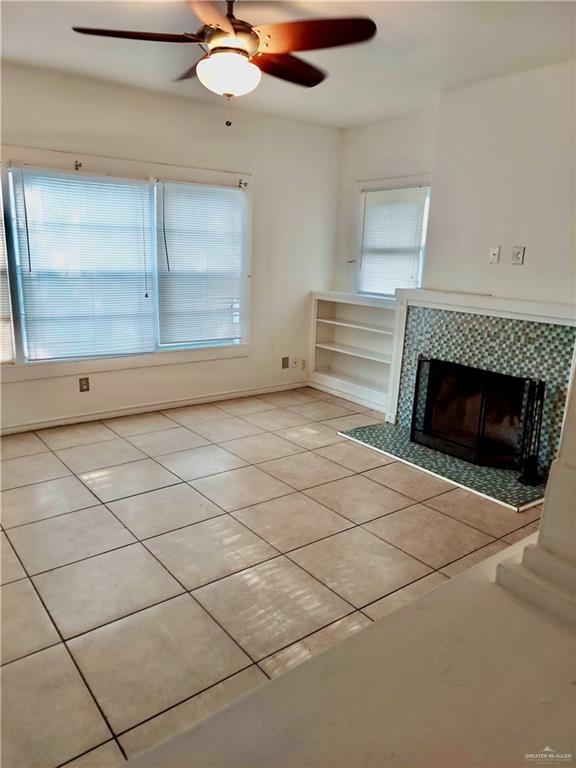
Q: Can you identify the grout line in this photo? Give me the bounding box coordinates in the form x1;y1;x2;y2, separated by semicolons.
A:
358;519;495;571
0;525;127;760
285;521;439;571
416;495;519;537
55;740;122;768
249;608;359;669
32;434;120;451
15;540;139;578
162;552;285;594
0;447;51;460
2;502;104;531
0;471;73;491
52;452;149;475
357;571;452;613
0;636;62;668
39;591;188;646
84;478;183;505
122;436;212;456
114;661;262;742
135;511;229;543
252;459;354;494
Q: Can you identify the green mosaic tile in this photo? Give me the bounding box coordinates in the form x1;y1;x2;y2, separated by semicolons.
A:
396;307;575;472
343;423;545;511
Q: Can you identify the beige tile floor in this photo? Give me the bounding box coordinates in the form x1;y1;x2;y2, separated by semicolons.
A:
0;387;543;768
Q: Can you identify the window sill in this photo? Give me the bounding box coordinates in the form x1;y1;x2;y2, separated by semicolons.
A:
1;343;250;383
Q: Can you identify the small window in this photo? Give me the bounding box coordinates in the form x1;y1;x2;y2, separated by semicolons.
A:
6;167;247;363
358;185;430;296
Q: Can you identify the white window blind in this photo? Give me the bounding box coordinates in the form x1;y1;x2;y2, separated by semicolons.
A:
359;186;430;296
157;181;245;347
0;194;15;363
10;168;154;361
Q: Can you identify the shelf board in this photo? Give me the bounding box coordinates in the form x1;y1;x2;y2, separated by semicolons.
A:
313;369;388;396
315;342;391;365
313;291;396;310
316;318;394;335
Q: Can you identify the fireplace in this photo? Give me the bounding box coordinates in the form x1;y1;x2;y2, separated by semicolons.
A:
410;357;545;484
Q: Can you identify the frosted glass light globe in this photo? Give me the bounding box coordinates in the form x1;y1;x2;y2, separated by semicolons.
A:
197;51;261;97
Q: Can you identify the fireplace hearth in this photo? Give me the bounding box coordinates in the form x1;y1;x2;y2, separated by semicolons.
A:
410;357;545;485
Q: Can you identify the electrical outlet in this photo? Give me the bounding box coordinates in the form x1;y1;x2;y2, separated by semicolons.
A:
511;246;525;265
301;358;307;370
281;356;289;369
488;246;501;264
79;377;90;392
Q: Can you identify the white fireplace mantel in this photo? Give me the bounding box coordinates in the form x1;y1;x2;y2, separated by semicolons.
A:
387;288;576;422
394;289;576;326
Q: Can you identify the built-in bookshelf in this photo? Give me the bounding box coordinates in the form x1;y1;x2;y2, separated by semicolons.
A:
309;291;397;413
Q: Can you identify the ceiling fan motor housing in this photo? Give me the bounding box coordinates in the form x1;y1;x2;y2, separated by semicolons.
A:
205;19;260;58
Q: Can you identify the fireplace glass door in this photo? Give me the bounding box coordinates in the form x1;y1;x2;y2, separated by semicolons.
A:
411;358;531;469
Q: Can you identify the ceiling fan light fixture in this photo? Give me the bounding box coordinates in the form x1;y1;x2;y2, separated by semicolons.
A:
197;50;261;97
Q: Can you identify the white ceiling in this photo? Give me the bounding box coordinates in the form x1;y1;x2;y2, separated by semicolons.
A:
2;1;575;127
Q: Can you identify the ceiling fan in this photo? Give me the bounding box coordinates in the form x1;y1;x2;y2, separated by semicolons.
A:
73;1;377;99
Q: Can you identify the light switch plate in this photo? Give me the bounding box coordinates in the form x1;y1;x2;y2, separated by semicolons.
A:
489;246;501;264
511;246;525;265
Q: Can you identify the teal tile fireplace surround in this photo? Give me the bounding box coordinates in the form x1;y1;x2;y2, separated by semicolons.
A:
394;306;576;472
344;305;575;509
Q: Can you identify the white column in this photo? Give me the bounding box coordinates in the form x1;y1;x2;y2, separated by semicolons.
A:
497;354;576;626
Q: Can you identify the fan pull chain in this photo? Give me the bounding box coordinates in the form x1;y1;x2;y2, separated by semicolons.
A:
225;95;232;127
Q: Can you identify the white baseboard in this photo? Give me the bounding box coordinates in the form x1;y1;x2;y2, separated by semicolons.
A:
1;380;310;435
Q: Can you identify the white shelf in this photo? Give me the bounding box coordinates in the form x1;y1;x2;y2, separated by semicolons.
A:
312;291;396;310
315;342;391;365
314;369;388;395
316;318;394;336
310;292;398;414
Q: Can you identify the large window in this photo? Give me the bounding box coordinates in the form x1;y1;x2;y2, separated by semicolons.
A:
6;167;247;363
358;185;430;296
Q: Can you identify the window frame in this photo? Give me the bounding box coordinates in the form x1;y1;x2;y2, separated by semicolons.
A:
354;174;431;298
0;187;16;363
1;146;252;380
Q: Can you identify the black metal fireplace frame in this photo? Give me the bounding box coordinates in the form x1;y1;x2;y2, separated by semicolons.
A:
410;356;545;485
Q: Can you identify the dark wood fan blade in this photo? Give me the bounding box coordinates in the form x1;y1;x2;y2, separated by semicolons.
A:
72;27;203;43
175;61;200;81
254;18;376;54
253;53;325;87
188;1;234;35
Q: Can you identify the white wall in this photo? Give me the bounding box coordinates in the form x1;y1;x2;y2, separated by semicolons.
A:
0;63;339;431
333;109;438;291
334;61;575;305
424;61;575;303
